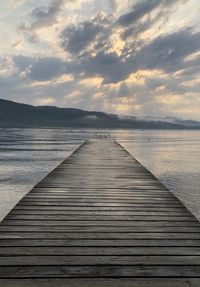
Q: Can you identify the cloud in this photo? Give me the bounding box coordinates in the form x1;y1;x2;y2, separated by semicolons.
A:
62;28;200;85
1;0;200;119
14;26;200;86
13;56;65;81
117;0;186;27
61;12;111;56
27;0;64;31
117;0;189;45
9;0;26;8
117;0;162;26
61;21;103;55
15;28;199;86
28;57;65;81
57;1;199;86
75;51;130;83
14;55;35;71
135;29;200;73
181;57;200;76
0;57;15;77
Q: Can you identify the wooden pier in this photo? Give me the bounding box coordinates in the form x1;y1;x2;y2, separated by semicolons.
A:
0;139;200;286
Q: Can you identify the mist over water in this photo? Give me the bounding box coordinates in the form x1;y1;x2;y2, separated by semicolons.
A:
0;128;200;221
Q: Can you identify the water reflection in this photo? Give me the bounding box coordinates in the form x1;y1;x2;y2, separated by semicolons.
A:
119;130;200;219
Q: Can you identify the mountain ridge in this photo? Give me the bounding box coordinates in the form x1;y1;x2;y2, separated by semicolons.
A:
0;98;200;129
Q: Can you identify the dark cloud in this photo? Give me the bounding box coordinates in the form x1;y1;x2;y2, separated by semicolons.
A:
14;55;35;71
64;29;200;84
79;51;130;83
61;13;111;56
64;51;131;84
117;0;162;26
61;21;103;55
117;0;184;27
13;50;128;85
117;0;188;47
13;56;65;81
58;1;197;85
14;27;200;85
116;0;188;49
120;7;168;43
28;57;65;81
180;57;200;76
135;29;200;73
19;0;64;34
30;0;64;29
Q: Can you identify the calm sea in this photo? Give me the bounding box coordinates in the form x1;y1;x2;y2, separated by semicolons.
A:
0;128;200;221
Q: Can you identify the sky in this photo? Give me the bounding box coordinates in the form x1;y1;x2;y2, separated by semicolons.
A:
0;0;200;119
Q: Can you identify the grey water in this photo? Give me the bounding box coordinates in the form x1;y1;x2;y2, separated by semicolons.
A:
0;128;200;221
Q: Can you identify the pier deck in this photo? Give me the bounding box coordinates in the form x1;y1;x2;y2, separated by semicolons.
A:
0;139;200;286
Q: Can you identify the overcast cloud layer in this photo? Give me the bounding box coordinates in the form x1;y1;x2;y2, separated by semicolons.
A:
0;0;200;119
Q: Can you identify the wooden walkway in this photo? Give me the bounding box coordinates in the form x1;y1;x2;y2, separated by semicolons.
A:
0;139;200;286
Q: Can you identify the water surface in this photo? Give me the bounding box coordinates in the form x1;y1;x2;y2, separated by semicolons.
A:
0;128;200;221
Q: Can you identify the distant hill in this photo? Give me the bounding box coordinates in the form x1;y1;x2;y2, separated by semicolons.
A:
0;98;200;129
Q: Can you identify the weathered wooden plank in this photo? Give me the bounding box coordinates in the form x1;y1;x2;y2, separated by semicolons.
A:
0;239;200;247
40;186;159;191
1;232;200;240
15;207;188;212
18;202;183;207
9;210;190;216
20;199;180;205
36;183;165;188
0;265;200;278
1;246;200;256
1;255;200;266
25;195;176;200
2;220;199;227
0;139;200;284
5;215;196;221
0;278;196;287
35;186;170;190
1;225;200;233
31;188;170;193
27;191;173;195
